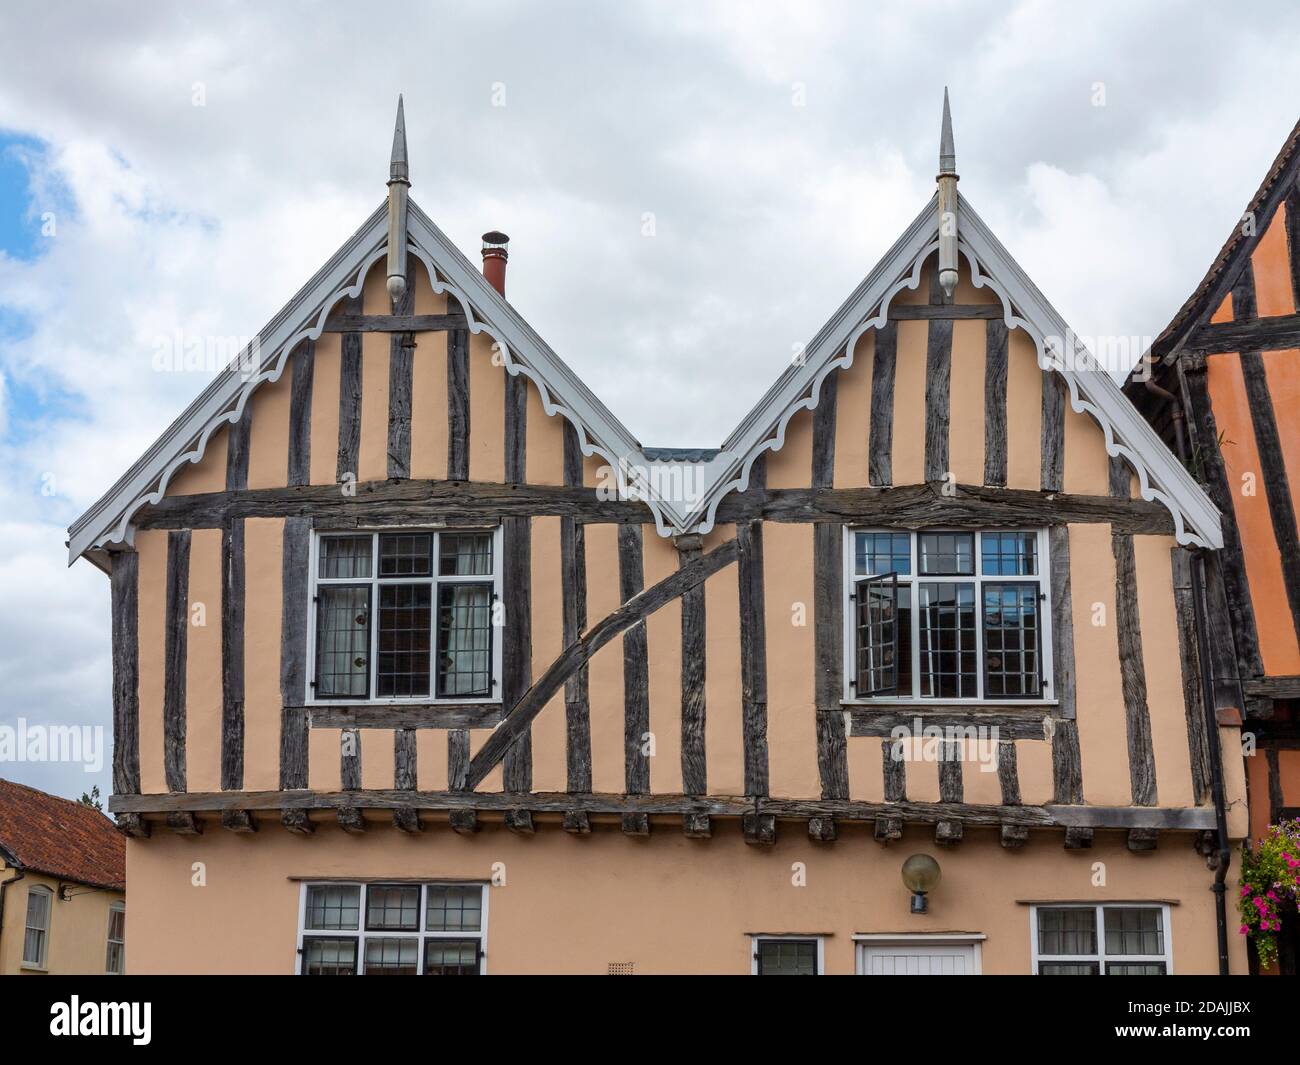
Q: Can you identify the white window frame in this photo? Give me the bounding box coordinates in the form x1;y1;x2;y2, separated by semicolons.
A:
305;526;504;706
842;527;1055;705
295;881;490;975
1028;903;1173;975
749;934;825;975
853;932;985;975
22;884;51;969
105;900;125;975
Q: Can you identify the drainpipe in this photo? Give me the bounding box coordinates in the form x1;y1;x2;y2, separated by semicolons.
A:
1144;355;1231;974
1143;359;1187;462
0;862;27;965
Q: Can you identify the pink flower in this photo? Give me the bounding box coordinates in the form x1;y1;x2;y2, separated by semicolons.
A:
1240;925;1250;934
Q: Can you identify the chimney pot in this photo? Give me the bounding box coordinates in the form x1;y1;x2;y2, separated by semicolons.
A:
481;231;509;295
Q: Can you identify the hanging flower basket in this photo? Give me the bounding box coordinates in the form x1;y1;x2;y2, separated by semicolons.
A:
1239;818;1300;970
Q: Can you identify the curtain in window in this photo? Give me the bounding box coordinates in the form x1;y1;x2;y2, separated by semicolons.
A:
315;586;370;698
437;585;493;697
23;888;50;966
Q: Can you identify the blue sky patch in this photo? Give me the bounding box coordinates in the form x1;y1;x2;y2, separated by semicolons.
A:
0;131;69;261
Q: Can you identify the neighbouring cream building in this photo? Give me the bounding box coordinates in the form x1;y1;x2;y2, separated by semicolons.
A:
0;779;126;975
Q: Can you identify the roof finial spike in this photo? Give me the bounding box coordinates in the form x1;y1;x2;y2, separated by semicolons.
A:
939;86;957;176
936;87;959;302
386;94;410;308
389;94;409;185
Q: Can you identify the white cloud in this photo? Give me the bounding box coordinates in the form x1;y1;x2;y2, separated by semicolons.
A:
2;1;1300;797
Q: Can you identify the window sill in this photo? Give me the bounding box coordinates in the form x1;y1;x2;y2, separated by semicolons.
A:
838;701;1059;711
20;963;48;973
297;703;503;729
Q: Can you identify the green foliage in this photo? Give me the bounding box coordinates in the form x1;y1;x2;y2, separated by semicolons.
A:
78;784;102;811
1239;818;1300;970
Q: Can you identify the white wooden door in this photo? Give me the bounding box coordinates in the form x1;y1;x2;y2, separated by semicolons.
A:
858;942;978;975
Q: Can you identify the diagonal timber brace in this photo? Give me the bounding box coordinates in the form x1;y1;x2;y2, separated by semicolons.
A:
463;537;740;789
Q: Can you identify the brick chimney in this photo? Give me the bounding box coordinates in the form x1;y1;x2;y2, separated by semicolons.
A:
481;231;509;296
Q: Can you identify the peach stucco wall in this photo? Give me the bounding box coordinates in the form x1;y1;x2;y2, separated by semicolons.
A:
125;251;1224;830
123;823;1248;975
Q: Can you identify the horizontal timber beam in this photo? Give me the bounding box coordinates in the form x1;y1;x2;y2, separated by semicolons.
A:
1182;313;1300;355
716;482;1175;533
888;304;1004;320
301;703;501;730
134;480;652;529
132;479;1173;535
107;790;1217;832
844;707;1056;740
322;313;469;333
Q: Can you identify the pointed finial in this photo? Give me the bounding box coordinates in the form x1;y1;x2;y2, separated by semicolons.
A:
939;87;956;176
936;87;959;301
386;95;411;307
389;94;409;186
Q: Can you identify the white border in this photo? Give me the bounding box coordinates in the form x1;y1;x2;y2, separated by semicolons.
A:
295;880;490;975
304;525;504;706
841;527;1054;706
852;933;984;975
749;934;825;976
1027;902;1173;975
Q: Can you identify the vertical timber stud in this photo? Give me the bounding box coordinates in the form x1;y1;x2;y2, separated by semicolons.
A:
1113;532;1157;807
1179;358;1264;686
737;459;771;841
877;737;905;842
337;293;364;485
220;518;246;791
738;521;770;796
447;303;472;810
619;524;651;836
502;343;532;828
225;406;251;493
811;367;847;837
924;319;953;484
110;551;143;835
997;740;1027;848
163;530;191;794
502;513;533;833
386;266;415;480
279;517;311;814
1171;547;1212;804
1048;524;1083;818
504;370;527;486
1040;369;1065;493
983;318;1008;487
341;729;361;790
393;729;420;832
676;534;707;800
447;317;470;481
287;340;314;487
868;321;897;487
935;738;963;845
560;424;591;835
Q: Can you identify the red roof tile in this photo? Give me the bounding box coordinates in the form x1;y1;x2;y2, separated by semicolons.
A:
0;779;125;891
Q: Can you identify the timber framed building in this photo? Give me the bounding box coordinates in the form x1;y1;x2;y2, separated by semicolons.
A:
72;96;1247;975
1126;116;1300;974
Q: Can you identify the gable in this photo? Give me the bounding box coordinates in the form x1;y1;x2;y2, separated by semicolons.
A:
694;195;1220;546
70;188;1221;564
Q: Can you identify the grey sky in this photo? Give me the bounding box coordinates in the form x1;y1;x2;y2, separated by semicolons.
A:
1;0;1297;800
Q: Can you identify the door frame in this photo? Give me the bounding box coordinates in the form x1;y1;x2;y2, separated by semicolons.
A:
853;933;986;975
